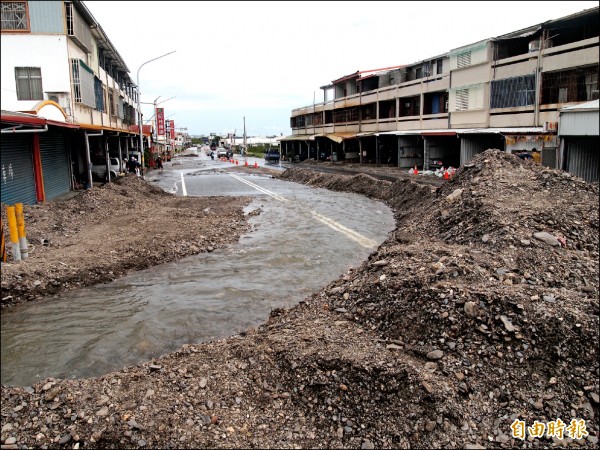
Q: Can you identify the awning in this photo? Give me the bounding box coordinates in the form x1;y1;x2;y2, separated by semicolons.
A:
315;132;358;143
1;111;46;127
377;129;456;137
1;110;80;130
456;127;549;135
493;25;541;41
559;99;599;113
278;134;316;141
128;124;153;136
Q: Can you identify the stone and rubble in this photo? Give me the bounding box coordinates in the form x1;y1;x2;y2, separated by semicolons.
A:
1;150;598;449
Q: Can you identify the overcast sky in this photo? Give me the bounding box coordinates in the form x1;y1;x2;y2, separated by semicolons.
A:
85;1;598;137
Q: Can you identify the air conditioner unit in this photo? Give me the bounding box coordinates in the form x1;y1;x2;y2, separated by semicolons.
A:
47;92;69;109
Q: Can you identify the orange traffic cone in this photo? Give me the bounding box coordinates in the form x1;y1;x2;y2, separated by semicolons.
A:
413;165;419;175
254;161;258;168
443;170;450;180
235;160;238;165
244;160;248;167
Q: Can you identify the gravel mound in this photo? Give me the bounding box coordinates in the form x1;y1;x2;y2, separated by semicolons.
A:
1;151;598;449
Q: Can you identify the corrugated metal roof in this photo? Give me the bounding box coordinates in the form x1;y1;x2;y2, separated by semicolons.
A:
545;5;599;25
559;100;599;112
493;25;541;41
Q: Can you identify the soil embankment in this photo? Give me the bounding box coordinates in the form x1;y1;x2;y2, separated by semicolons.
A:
1;150;598;449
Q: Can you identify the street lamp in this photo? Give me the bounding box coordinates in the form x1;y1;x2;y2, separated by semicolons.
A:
136;50;176;178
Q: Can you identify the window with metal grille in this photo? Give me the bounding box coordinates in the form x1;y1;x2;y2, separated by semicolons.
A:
490;75;536;108
109;88;117;116
456;89;469;111
1;1;29;31
118;96;124;119
94;77;104;112
457;51;472;69
70;59;95;107
14;67;43;100
65;1;73;35
542;65;599;104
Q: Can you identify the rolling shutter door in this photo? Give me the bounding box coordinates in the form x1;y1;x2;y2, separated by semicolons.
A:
567;137;598;183
0;135;37;205
40;130;71;200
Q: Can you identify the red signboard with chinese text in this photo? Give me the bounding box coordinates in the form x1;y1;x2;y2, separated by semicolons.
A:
156;108;165;135
169;120;175;139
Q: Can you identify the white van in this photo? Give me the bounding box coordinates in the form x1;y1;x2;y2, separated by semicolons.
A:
91;157;120;180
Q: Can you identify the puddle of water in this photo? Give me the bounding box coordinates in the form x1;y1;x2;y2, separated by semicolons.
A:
1;180;395;387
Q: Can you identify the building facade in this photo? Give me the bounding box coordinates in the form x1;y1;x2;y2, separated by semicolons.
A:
283;6;599;182
1;0;152;205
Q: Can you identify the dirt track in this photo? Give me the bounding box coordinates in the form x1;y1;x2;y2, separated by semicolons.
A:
1;150;598;449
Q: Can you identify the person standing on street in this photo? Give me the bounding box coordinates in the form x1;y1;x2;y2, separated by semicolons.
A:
156;155;164;172
128;156;141;175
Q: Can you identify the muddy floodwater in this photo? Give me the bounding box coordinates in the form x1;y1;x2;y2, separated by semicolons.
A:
1;177;395;387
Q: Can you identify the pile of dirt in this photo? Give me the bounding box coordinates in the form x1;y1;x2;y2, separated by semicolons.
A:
1;174;252;308
1;151;598;449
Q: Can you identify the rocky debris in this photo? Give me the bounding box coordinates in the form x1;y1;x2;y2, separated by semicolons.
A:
1;150;598;448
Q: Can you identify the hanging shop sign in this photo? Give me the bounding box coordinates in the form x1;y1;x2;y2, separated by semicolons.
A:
157;108;165;136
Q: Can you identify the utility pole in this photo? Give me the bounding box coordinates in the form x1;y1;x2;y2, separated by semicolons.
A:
243;117;247;156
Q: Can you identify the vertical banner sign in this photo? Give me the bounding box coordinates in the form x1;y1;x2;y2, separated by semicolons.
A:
156;108;165;136
169;120;175;139
165;118;171;141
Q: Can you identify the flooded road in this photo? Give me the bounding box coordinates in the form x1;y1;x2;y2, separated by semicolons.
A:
1;169;395;387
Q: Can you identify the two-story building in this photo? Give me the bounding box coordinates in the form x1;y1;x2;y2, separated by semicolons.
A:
1;0;150;205
283;6;599;182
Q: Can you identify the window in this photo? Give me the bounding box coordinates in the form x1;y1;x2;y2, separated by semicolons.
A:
109;88;117;116
71;59;95;107
65;1;73;35
14;67;43;100
542;65;599;104
456;89;469;111
585;73;599;100
457;51;472;69
416;67;423;79
490;75;536;108
1;1;29;31
94;77;104;112
437;59;443;75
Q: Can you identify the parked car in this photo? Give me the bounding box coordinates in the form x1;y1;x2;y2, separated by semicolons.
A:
216;148;227;158
264;149;280;163
91;157;120;180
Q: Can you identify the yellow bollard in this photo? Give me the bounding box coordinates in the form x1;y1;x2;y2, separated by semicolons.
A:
5;206;21;262
1;217;6;262
15;203;29;259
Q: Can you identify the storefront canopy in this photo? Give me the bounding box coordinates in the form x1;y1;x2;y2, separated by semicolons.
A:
314;132;358;143
278;134;316;141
